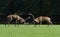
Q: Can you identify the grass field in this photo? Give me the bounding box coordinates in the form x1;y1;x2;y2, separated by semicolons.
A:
0;24;60;37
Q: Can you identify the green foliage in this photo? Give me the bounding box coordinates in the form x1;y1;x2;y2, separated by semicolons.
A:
0;0;58;16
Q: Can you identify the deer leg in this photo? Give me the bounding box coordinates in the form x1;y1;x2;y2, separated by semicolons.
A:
46;19;53;26
39;18;42;25
23;21;26;24
39;20;42;26
8;19;12;26
15;20;18;26
48;21;53;25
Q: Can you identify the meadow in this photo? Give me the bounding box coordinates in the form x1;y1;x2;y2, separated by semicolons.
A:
0;24;60;37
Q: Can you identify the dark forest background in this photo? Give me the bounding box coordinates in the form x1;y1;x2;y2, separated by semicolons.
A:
0;0;60;24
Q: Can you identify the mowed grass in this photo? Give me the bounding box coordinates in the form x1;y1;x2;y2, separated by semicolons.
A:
0;24;60;37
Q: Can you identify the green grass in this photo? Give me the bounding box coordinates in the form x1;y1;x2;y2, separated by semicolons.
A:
0;24;60;37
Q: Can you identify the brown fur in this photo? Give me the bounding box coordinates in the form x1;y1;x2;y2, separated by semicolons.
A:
7;15;26;24
34;16;53;24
